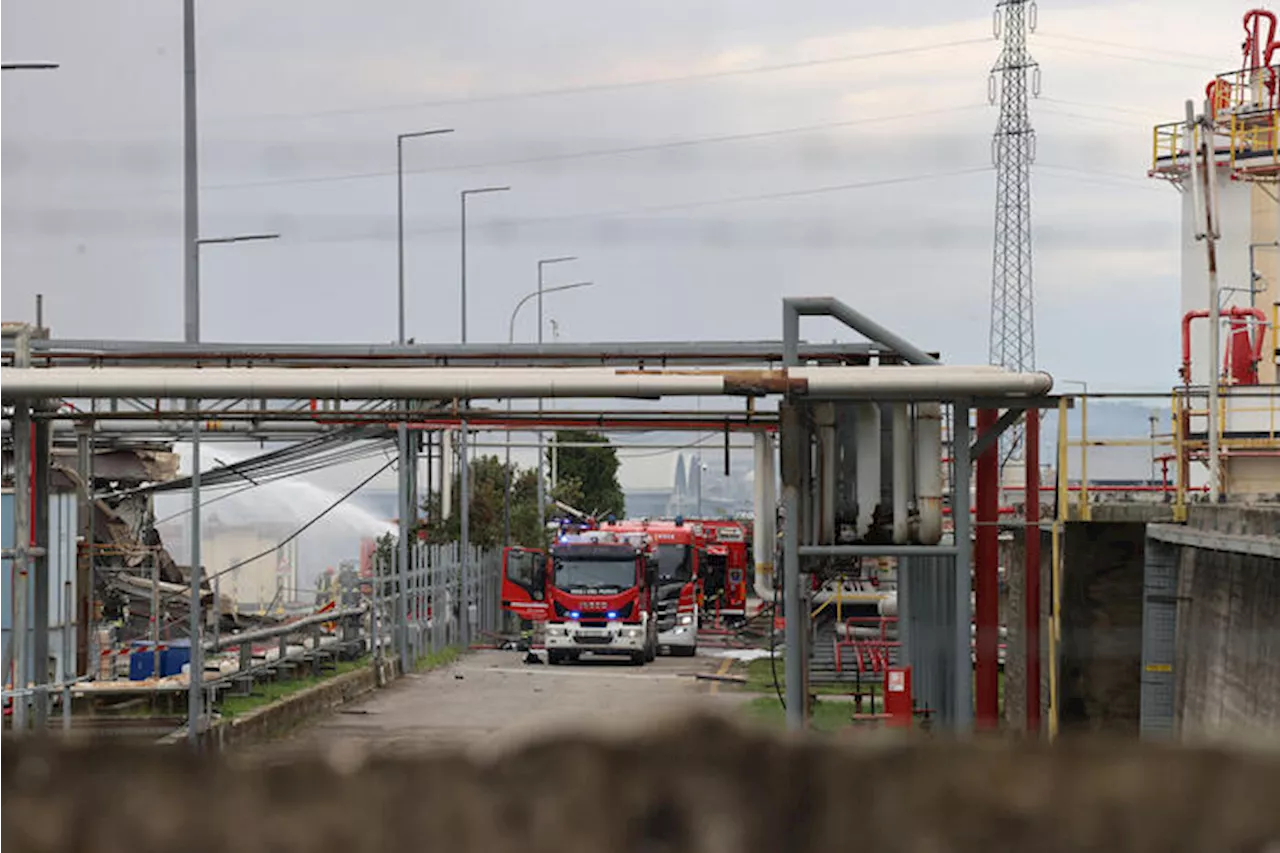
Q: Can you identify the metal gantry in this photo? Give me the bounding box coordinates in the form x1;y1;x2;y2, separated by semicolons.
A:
988;0;1040;468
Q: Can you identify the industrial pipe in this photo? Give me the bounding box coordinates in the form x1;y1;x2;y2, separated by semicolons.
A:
891;404;910;544
853;403;881;539
0;365;1055;403
914;403;944;545
752;432;778;601
1180;307;1269;384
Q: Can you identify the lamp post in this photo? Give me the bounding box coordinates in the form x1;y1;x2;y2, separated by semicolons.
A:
392;129;452;672
396;128;454;345
458;185;509;646
185;230;279;743
504;281;595;545
459;186;511;344
533;257;577;536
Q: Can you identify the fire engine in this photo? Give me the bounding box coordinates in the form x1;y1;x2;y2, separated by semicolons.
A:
501;529;659;665
600;518;701;657
688;519;750;626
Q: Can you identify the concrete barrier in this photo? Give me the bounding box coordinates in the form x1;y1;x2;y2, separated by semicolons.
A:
6;715;1280;853
201;662;381;750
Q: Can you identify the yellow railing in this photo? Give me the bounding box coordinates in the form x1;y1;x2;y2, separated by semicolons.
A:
1229;110;1280;174
1151;121;1193;174
1209;66;1280;115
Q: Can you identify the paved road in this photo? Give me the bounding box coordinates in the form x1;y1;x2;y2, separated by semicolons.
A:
262;649;752;759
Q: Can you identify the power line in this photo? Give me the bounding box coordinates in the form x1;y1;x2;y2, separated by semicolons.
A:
199;103;988;194
293;164;995;245
1032;41;1218;71
1032;31;1223;63
200;38;993;127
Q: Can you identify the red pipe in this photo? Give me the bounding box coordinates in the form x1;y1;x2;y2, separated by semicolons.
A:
975;409;1000;729
1181;308;1269;385
1024;409;1041;734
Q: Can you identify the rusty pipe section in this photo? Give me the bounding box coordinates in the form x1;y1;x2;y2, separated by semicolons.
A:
1;365;1053;403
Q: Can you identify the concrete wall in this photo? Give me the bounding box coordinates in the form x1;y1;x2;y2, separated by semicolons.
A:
1174;505;1280;742
7;716;1280;853
1058;520;1149;735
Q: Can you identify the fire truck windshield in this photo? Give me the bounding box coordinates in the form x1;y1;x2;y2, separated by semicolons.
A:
655;544;692;582
552;558;635;592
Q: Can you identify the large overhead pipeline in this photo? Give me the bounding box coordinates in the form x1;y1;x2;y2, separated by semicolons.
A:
1;365;1053;403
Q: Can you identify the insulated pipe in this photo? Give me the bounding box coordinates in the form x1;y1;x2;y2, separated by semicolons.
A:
914;403;944;545
441;429;454;518
815;403;837;544
853;403;881;539
752;432;777;601
891;404;910;544
0;365;1054;402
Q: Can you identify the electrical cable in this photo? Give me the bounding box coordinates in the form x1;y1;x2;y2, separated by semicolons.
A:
199;103;989;194
201;38;994;126
159;456;397;612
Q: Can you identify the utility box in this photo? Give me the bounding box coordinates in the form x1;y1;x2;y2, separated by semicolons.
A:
884;666;913;727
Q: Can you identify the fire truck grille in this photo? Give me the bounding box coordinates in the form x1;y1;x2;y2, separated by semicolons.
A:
573;634;614;646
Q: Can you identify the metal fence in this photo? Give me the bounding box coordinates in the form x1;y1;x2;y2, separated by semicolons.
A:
374;542;503;674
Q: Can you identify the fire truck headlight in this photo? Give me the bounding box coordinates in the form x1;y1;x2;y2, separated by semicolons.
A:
546;626;566;637
622;628;641;639
678;613;694;626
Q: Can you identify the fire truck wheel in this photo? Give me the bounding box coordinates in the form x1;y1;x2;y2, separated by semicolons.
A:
547;651;564;665
676;645;697;658
629;651;646;666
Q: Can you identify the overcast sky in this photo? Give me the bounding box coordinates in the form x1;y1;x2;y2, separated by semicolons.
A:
1;0;1243;504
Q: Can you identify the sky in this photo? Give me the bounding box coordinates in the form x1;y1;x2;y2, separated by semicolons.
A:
0;0;1247;514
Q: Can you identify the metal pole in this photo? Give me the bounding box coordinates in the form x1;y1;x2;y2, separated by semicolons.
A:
952;401;974;732
11;328;32;734
397;425;411;673
782;483;803;731
975;408;999;728
61;581;72;732
152;549;161;680
74;421;92;677
1200;101;1222;502
536;262;545;535
182;0;204;747
32;415;51;728
397;136;405;346
1025;407;1042;734
460;419;471;645
460;193;468;345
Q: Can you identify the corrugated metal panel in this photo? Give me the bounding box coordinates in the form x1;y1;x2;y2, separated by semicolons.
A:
2;491;78;687
1140;537;1179;739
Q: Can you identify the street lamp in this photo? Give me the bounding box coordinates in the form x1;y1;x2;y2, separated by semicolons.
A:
534;256;578;535
504;281;595;545
459;186;511;344
1;62;59;71
196;233;280;246
396;128;454;346
186;227;280;744
457;185;509;647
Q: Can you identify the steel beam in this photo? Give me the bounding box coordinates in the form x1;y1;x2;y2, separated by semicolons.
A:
968;406;1026;461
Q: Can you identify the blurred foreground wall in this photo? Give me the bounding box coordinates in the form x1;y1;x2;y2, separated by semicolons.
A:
5;716;1280;853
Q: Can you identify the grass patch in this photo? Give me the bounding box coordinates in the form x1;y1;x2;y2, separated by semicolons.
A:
218;657;369;719
740;657;882;696
415;646;461;672
741;695;856;733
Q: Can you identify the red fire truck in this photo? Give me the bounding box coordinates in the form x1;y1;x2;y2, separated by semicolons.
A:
600;518;701;657
690;519;750;626
501;530;659;665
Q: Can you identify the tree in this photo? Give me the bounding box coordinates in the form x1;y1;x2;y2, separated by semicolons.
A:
547;431;625;518
421;455;545;549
